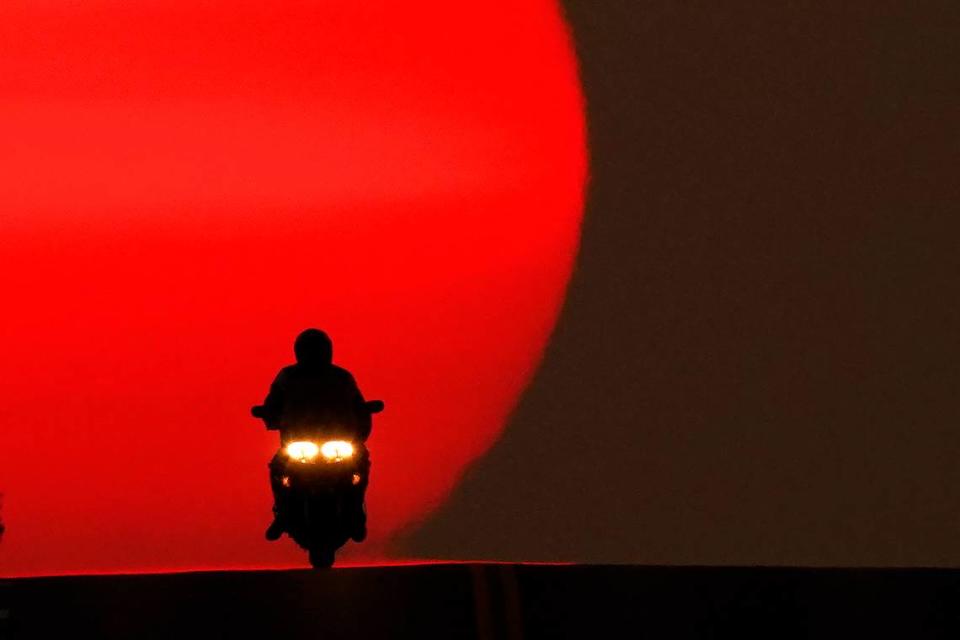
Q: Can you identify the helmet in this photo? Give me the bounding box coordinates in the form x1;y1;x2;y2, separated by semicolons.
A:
294;328;333;366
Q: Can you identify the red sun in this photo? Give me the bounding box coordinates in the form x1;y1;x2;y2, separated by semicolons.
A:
0;0;585;576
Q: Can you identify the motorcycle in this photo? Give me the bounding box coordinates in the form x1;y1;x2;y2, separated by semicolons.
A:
252;399;384;568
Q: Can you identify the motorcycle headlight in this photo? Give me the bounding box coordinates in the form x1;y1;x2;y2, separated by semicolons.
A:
285;441;320;463
320;440;354;462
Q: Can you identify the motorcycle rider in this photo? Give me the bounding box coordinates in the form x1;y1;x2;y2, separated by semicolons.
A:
255;328;372;543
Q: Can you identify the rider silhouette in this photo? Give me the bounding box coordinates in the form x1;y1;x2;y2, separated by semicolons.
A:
256;329;371;542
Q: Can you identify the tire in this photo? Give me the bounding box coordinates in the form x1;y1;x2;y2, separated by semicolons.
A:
309;546;335;569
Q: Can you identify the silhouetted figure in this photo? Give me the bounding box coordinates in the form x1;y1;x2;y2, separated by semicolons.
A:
255;329;372;542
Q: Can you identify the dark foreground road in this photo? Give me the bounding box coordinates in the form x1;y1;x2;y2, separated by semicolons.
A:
2;564;959;638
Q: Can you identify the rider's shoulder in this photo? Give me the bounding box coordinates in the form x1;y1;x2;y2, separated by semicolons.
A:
275;364;299;379
329;364;356;381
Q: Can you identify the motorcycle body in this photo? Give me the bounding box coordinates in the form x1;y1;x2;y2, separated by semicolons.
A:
272;436;368;568
254;399;383;569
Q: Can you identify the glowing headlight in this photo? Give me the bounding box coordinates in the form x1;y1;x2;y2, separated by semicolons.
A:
320;440;354;462
286;441;320;462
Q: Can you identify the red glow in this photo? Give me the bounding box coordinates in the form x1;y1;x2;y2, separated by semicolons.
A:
0;0;585;576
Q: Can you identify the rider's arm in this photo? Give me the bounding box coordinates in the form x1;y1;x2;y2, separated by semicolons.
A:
349;375;372;441
260;369;290;430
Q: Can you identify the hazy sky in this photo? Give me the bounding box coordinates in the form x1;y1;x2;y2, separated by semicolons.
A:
404;0;960;567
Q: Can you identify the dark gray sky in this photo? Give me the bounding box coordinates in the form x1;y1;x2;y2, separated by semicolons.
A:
401;1;960;566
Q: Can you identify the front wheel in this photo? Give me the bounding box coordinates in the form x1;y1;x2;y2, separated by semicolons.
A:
308;546;335;569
